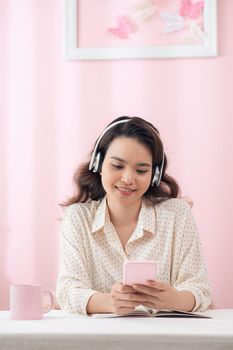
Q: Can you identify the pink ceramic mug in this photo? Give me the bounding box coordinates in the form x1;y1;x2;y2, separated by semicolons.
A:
10;284;54;320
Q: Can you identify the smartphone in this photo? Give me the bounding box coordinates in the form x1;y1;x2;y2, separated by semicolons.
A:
123;260;157;286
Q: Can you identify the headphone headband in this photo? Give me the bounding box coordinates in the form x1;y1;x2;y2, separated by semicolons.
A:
89;118;164;187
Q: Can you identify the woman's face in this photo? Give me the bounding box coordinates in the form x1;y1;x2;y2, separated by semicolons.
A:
101;136;153;206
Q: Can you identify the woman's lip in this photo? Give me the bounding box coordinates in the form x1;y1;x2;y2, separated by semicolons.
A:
115;186;136;194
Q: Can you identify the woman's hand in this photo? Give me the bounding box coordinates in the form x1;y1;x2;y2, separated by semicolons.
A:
109;283;147;315
132;280;195;312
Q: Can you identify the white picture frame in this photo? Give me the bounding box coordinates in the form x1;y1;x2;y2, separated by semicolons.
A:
64;0;217;60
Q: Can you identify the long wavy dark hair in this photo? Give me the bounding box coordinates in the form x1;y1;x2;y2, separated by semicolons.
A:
63;116;179;206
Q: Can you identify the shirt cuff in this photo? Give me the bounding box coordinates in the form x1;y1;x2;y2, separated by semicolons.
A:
58;287;99;315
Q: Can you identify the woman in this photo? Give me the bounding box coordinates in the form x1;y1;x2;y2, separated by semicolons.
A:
56;116;211;315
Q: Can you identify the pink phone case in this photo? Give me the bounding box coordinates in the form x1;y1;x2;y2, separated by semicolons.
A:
123;260;157;285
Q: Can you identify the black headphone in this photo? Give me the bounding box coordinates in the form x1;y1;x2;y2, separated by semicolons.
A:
89;119;164;187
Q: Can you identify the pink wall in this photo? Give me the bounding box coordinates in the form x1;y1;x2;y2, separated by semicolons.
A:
0;0;232;310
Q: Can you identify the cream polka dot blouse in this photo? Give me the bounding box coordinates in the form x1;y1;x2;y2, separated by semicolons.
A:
56;197;211;315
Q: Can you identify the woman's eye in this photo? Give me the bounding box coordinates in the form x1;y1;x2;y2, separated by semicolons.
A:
111;164;148;173
136;169;148;174
111;164;123;170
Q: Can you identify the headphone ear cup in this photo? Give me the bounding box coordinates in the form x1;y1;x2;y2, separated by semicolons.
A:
92;152;101;173
151;166;160;187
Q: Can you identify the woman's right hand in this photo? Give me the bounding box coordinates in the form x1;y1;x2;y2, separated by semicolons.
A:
109;283;145;315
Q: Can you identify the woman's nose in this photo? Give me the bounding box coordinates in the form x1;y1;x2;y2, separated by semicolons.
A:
121;170;134;184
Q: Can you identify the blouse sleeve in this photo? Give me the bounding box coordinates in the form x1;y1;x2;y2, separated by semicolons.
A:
172;205;211;311
56;205;98;315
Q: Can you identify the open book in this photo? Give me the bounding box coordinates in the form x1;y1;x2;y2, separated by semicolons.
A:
91;305;211;318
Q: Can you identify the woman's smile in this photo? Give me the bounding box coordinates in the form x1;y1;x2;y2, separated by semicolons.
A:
115;186;136;196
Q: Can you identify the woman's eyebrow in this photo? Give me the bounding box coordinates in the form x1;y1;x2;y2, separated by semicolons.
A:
110;156;151;167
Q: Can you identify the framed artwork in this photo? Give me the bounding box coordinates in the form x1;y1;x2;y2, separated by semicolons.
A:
64;0;217;60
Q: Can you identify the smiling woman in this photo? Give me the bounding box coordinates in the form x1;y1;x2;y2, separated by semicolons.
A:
63;116;176;205
56;116;211;316
101;137;153;201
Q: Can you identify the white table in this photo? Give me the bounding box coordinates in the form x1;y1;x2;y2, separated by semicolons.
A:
1;310;233;350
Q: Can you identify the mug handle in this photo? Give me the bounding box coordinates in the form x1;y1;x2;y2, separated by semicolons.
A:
42;290;55;313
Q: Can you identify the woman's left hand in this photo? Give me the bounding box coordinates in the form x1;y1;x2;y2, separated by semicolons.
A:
132;280;194;311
